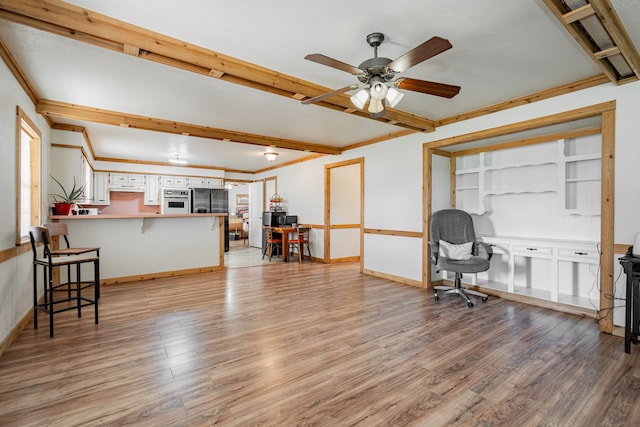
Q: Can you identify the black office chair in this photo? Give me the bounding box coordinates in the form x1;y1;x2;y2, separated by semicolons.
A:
429;209;492;307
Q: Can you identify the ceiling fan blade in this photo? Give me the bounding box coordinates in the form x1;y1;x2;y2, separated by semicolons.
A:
301;85;359;105
304;54;364;75
397;78;461;98
387;36;453;73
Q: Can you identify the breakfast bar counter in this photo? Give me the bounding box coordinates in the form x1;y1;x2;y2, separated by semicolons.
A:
49;214;226;284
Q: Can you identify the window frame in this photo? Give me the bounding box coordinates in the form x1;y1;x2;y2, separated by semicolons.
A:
15;106;42;246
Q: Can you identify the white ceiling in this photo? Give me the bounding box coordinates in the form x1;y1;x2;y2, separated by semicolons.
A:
1;0;639;173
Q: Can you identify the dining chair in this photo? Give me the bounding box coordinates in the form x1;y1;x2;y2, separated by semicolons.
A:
288;226;311;263
262;227;282;260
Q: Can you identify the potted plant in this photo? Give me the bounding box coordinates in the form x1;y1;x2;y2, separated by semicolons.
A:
50;176;86;215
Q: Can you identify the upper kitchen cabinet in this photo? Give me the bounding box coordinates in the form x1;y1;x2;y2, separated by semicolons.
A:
50;145;92;204
109;172;146;190
93;171;110;205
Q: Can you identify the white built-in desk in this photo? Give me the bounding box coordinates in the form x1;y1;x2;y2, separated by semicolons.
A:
457;236;600;312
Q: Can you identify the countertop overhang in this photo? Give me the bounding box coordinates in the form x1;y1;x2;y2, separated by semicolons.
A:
48;213;228;220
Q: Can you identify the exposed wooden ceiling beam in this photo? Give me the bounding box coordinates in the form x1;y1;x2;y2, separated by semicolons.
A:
37;99;342;155
0;0;436;133
589;0;640;80
543;0;640;84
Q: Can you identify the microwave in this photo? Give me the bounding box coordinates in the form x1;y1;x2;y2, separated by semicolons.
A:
262;211;286;226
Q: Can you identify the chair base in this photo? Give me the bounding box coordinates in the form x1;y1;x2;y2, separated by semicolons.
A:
433;272;488;308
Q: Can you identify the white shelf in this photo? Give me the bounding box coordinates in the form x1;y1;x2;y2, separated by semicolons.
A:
454;138;601;217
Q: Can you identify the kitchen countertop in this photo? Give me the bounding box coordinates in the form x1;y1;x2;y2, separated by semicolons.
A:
48;213;227;220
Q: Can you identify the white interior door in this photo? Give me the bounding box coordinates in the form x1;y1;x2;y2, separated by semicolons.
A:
248;182;263;248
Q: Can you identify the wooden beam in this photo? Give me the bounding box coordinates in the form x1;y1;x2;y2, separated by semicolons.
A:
0;0;437;133
594;46;620;60
37;99;342;155
437;74;610;127
426;101;616;150
590;0;640;81
544;0;640;84
562;4;595;24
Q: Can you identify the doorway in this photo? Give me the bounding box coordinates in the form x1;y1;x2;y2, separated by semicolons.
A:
324;158;364;267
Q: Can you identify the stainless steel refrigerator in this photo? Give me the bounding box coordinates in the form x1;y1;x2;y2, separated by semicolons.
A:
191;188;229;251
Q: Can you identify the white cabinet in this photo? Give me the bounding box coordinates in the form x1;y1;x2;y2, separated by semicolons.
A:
186;177;224;188
161;175;187;188
474;236;600;310
188;177;206;188
144;175;160;205
93;172;110;205
205;178;224;189
109;173;145;189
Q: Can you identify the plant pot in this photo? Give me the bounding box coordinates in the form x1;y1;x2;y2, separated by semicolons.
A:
54;203;72;215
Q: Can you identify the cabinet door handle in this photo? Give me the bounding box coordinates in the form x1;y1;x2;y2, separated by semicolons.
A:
526;247;538;251
574;251;588;256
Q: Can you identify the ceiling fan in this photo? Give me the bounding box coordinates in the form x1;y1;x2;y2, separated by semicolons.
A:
301;32;460;118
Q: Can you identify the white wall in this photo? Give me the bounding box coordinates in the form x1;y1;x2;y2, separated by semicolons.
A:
258;80;640;288
0;59;51;344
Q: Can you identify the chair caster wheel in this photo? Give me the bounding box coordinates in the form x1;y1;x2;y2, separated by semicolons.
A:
467;302;474;308
482;297;488;302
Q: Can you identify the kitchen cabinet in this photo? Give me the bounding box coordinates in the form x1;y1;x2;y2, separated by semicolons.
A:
188;177;206;187
93;171;110;205
205;178;224;189
161;175;187;188
144;175;160;205
109;172;145;189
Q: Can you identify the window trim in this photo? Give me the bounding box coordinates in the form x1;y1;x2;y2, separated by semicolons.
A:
15;106;42;246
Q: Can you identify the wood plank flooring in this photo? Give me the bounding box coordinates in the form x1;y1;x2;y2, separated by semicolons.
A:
1;262;640;426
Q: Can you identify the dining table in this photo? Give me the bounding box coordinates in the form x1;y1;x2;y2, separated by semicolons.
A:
270;226;297;262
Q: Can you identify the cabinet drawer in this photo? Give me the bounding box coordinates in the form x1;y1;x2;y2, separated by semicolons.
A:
483;240;509;255
513;244;553;256
558;247;599;262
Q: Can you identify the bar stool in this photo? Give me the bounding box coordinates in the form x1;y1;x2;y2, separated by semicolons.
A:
288;226;311;263
43;222;101;298
29;226;100;337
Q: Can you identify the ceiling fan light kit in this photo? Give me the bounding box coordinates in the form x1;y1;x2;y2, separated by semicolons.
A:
303;32;460;118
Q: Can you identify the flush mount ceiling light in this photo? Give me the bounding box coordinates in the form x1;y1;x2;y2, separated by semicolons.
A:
264;152;279;162
169;155;187;165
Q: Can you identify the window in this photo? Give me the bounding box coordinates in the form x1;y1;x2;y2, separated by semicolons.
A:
16;107;41;245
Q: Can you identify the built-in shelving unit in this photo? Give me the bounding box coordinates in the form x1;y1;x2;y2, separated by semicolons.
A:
449;135;602;312
455;138;601;216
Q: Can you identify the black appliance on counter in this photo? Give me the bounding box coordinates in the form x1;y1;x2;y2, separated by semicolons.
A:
262;211;286;227
191;188;229;252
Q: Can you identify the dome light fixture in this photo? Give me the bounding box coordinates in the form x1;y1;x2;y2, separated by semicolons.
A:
169;154;187;165
264;152;279;162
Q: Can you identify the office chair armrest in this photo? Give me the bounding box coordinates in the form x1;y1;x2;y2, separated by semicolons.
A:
428;240;439;264
476;241;493;261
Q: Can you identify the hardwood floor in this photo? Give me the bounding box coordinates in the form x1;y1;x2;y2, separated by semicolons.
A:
1;262;640;426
